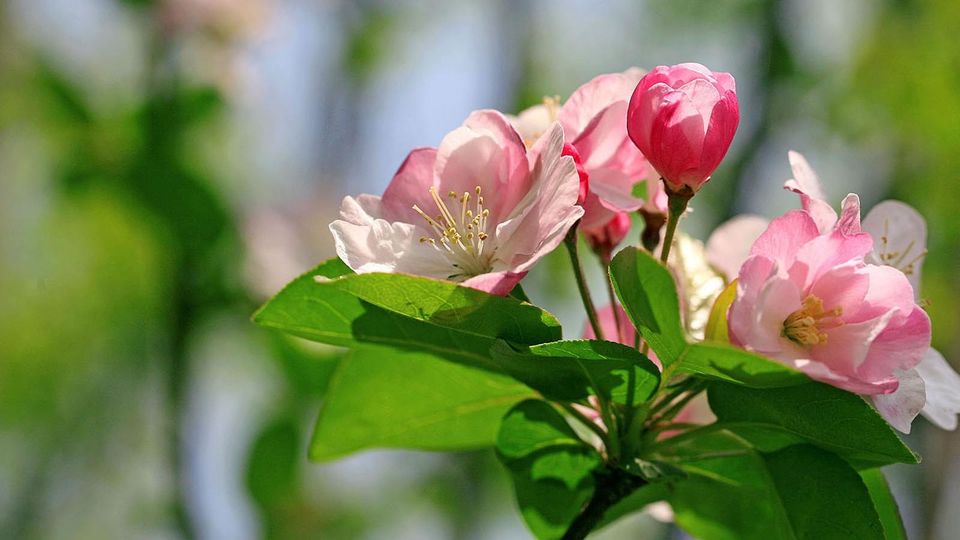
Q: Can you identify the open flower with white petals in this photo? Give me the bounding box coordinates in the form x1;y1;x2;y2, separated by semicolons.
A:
330;110;583;295
509;68;662;235
779;151;960;433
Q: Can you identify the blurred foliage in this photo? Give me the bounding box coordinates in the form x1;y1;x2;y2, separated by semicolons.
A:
838;0;960;355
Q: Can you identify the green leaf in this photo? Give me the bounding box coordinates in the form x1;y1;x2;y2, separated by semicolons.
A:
609;247;687;364
659;433;884;540
265;332;342;399
246;417;301;508
677;342;806;387
762;445;884;540
861;468;907;540
664;431;789;540
311;256;353;279
309;346;534;461
497;400;601;540
708;382;919;468
489;339;660;405
253;268;562;371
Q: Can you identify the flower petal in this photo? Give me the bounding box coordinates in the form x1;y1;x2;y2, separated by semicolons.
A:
508;104;553;147
462;271;527;295
873;368;925;433
705;214;770;280
330;197;450;279
495;123;584;272
862;200;927;298
380;148;438;223
916;348;960;430
435;110;529;223
749;209;820;267
783;151;837;233
790;228;873;290
857;306;931;381
558;69;644;136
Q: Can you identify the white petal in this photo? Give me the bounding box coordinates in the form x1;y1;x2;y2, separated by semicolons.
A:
917;348;960;430
873;368;925;434
508;104;553;147
330;196;451;279
788;150;828;200
861;200;927;298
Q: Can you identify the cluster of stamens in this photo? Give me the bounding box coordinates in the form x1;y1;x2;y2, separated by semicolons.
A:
876;219;927;276
782;295;844;347
413;185;494;279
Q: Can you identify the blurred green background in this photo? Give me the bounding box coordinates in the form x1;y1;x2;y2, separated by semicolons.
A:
1;0;959;538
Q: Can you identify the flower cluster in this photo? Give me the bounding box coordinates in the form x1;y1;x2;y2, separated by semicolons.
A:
261;61;960;540
328;63;958;436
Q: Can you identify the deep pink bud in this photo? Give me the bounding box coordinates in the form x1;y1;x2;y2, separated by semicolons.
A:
584;211;631;257
562;143;589;205
627;63;739;192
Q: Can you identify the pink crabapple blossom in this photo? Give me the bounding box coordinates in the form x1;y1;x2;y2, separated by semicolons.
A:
780;151;960;432
627;63;740;193
728;207;931;399
329;110;583;295
509;68;664;235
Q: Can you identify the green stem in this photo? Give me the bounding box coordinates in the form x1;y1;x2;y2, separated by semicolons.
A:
600;256;624;344
559;402;611;449
650;384;706;426
646;378;698;419
561;468;647;540
659;182;693;265
565;223;604;341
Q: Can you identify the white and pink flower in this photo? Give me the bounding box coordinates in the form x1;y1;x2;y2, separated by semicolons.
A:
783;152;960;432
329;110;583;295
510;69;662;237
722;151;960;433
728;207;931;397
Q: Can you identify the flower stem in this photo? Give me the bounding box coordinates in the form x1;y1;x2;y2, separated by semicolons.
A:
565;223;604;341
559;402;611;449
600;256;624;344
659;182;693;265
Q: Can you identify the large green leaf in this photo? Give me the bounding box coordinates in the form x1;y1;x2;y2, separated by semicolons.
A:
762;445;885;539
253;265;562;371
489;339;660;405
861;468;907;540
660;432;884;540
497;400;601;540
708;382;918;468
677;342;805;387
609;247;687;364
665;431;789;540
310;346;534;461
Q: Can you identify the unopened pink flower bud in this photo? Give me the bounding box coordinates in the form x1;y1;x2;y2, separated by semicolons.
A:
562;143;589;205
627;63;739;193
